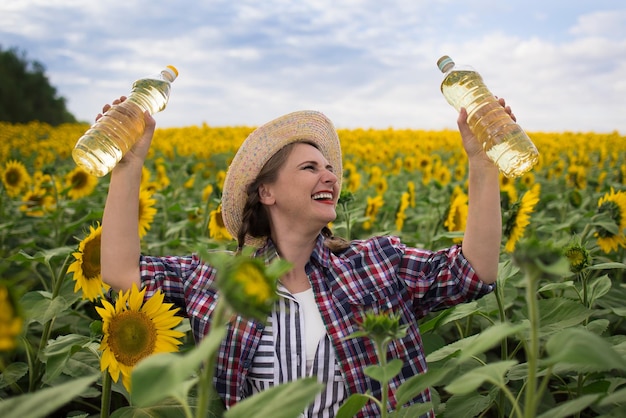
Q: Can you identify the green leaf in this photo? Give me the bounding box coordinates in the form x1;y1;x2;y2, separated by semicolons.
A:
109;403;189;418
131;323;227;407
587;275;612;306
364;359;403;383
536;394;600;418
520;298;590;337
336;393;370;418
599;385;626;406
0;362;28;390
538;281;575;293
0;374;99;418
396;366;452;406
445;361;517;395
436;302;480;328
224;378;324;418
443;392;493;418
588;262;626;270
456;323;526;362
42;333;92;382
20;290;71;325
394;402;434;417
545;328;626;372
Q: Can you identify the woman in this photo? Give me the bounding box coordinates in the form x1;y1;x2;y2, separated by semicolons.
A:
101;98;505;417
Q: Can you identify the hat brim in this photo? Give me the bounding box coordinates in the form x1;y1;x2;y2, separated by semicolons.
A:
221;110;342;247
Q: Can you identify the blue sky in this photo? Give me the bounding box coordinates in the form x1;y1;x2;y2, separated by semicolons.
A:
1;0;624;133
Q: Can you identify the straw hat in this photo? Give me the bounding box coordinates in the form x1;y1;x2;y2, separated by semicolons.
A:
221;110;343;247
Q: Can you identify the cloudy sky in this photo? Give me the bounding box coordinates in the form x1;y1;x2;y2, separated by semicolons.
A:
1;0;625;133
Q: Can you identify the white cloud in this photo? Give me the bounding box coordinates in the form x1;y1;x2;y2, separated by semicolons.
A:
0;0;624;133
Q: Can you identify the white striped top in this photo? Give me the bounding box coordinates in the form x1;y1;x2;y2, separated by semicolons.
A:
244;285;348;417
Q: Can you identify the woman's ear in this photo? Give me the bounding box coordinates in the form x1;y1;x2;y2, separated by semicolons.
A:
258;184;275;205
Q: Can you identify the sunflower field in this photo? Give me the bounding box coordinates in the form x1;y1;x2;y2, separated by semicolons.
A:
1;120;626;418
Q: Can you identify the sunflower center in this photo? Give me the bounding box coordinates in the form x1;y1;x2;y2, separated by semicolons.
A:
5;169;22;187
82;235;101;279
108;310;157;367
71;172;89;189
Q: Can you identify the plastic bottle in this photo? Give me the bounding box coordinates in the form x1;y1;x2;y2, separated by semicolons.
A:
437;55;538;178
72;65;179;177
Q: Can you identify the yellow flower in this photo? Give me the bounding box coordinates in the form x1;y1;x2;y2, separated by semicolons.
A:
138;188;157;239
156;163;170;190
563;240;591;273
434;165;452;187
184;175;195;189
205;249;289;321
202;184;214;202
2;160;31;197
0;284;23;351
444;187;469;243
96;284;185;392
595;188;626;253
67;224;110;301
209;204;232;241
65;166;98;200
20;187;56;217
395;192;410;231
407;181;416;208
504;183;541;253
363;195;384;231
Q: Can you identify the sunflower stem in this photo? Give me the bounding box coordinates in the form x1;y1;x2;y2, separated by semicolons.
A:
523;266;540;418
101;369;112;418
196;297;228;418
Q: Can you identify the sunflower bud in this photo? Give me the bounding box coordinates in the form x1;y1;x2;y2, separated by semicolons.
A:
206;249;292;321
563;240;591;273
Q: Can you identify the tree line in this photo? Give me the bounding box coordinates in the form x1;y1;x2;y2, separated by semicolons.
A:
0;46;77;126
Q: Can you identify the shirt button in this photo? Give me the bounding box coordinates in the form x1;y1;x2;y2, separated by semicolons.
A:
243;359;251;369
256;323;264;331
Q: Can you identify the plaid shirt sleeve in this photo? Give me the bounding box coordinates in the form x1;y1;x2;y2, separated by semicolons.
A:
394;237;495;317
139;254;217;312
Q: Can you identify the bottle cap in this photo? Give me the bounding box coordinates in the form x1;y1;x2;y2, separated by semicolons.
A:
437;55;455;73
164;65;179;81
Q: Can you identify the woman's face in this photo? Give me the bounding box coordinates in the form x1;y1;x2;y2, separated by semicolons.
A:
259;143;339;233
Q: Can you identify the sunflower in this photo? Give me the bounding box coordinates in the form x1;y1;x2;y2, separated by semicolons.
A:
138;188;157;239
67;224;110;301
407;181;416;208
20;187;56;217
363;195;384;231
1;160;31;197
594;188;626;253
156;163;171;190
504;183;541;253
434;165;452;187
65;166;98;200
0;284;23;351
395;192;410;231
209;204;232;241
96;284;185;391
563;240;591;273
444;187;469;243
202;184;214;202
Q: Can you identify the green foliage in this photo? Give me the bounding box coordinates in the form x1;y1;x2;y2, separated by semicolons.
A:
0;45;77;125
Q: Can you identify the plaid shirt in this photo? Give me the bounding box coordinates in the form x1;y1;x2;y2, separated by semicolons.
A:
140;234;494;417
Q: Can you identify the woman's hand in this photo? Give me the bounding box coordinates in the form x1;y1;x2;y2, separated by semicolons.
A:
97;96;156;166
458;97;515;168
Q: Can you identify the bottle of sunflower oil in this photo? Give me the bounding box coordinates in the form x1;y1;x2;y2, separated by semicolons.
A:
437;55;538;178
72;65;179;177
